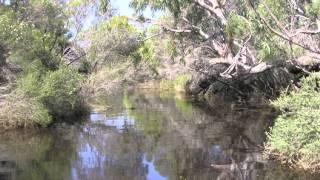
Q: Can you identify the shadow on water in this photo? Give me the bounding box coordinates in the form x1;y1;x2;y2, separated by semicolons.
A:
0;90;319;180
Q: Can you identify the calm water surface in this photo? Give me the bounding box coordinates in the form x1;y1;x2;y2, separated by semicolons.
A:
0;90;318;180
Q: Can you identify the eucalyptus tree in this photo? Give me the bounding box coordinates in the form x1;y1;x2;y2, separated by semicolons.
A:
127;0;320;77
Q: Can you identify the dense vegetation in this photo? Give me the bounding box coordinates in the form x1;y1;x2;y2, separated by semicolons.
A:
0;1;86;129
1;0;320;173
267;73;320;171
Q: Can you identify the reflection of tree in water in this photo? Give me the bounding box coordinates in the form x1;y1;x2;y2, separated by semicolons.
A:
125;90;320;180
0;129;77;180
71;124;148;180
0;91;319;180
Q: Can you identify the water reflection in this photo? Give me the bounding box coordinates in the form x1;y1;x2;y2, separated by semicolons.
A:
0;90;318;180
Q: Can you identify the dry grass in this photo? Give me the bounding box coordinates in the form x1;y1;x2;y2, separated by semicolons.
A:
82;62;131;96
264;146;320;173
0;91;51;130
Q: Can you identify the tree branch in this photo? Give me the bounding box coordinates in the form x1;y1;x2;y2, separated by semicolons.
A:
182;17;210;39
247;0;320;54
194;0;227;25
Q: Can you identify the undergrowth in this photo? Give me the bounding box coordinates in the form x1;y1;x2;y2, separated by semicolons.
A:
266;72;320;171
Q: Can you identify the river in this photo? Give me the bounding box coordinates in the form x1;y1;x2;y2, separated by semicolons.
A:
0;90;317;180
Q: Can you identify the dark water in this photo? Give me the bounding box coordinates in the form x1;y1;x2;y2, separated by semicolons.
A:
0;90;318;180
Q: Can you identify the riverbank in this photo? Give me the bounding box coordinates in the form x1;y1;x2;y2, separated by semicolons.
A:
1;89;319;179
83;56;320;173
265;73;320;172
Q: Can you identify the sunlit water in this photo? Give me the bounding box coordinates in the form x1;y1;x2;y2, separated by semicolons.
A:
0;90;318;180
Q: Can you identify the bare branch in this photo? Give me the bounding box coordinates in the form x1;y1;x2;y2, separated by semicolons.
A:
290;28;320;37
194;0;227;25
139;32;164;42
182;17;210;39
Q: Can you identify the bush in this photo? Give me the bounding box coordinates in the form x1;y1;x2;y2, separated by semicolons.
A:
266;73;320;171
0;92;51;130
40;66;84;118
17;64;85;121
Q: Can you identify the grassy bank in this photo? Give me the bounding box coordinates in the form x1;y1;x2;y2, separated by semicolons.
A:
265;73;320;171
159;74;191;93
0;66;86;130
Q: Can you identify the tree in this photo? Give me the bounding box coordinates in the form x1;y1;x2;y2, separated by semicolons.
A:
129;0;320;77
0;0;87;128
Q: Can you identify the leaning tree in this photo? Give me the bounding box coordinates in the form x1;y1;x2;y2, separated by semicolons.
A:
126;0;320;77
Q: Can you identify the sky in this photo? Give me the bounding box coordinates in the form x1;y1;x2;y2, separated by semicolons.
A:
111;0;162;19
72;0;163;39
112;0;136;17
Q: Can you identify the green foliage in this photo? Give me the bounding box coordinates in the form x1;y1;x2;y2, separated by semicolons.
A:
226;13;252;40
129;0;314;64
0;1;68;69
0;1;85;128
256;37;287;61
106;16;136;32
159;74;191;92
267;73;320;170
17;64;84;119
257;0;287;20
165;38;178;59
85;16;140;66
40;66;83;106
136;40;159;66
306;0;320;18
130;0;192;17
174;74;191;91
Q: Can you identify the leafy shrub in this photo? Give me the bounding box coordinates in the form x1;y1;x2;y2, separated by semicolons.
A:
40;66;84;118
85;16;140;66
266;73;320;171
17;64;85;120
226;13;251;40
0;1;85;130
